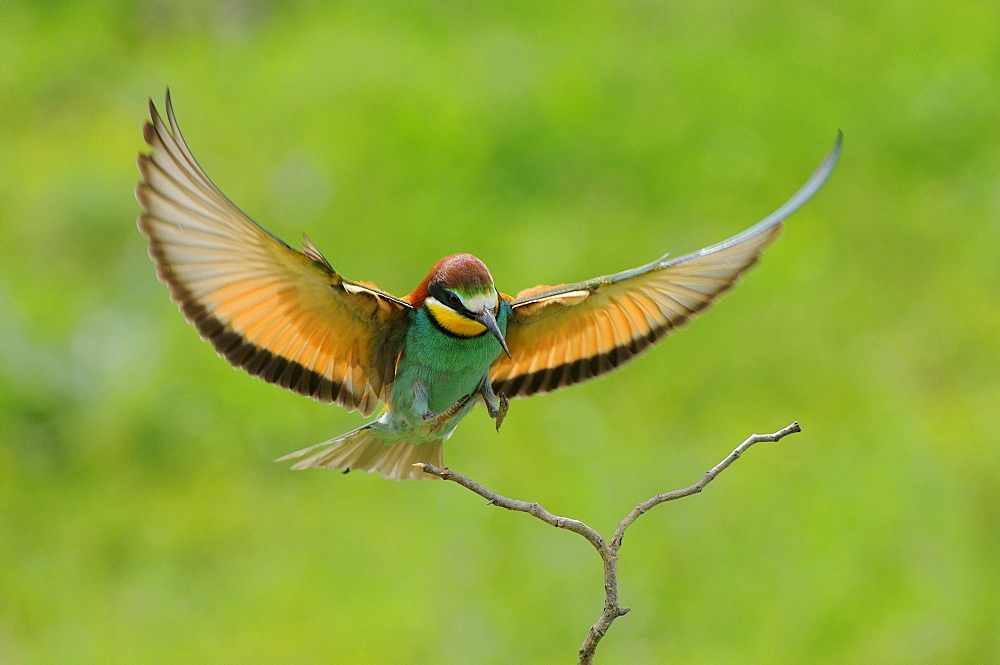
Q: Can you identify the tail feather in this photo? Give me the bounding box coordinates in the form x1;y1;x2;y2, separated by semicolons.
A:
276;423;444;481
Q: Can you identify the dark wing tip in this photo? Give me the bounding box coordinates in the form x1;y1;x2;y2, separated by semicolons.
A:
165;88;182;133
135;151;154;179
134;182;153;209
144;89;176;142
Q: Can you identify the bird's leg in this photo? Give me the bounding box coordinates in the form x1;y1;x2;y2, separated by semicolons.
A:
478;378;509;432
422;393;473;426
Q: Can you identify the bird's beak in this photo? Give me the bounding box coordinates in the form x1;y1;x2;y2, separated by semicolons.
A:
474;307;510;358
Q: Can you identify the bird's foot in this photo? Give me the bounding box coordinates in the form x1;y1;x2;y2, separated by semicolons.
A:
422;394;473;427
491;392;509;432
478;379;509;432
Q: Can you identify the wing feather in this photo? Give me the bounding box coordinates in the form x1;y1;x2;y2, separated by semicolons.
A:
136;92;411;415
491;133;841;398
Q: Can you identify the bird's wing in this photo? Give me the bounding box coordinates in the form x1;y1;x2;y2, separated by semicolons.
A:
136;92;411;416
490;133;841;399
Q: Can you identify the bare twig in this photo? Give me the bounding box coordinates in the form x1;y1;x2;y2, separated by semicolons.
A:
416;464;611;554
610;420;802;550
416;421;802;664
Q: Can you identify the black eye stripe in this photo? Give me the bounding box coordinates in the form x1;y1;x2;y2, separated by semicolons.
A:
429;283;471;316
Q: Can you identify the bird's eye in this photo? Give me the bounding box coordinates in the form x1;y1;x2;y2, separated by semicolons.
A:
448;293;461;307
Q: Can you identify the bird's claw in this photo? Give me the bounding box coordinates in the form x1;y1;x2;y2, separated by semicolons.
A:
492;392;509;432
479;378;509;431
422;382;509;432
422;394;473;426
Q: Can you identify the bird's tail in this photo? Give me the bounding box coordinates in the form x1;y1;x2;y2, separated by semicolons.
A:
275;422;444;481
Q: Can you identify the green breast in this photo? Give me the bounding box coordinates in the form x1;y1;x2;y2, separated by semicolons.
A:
394;303;510;415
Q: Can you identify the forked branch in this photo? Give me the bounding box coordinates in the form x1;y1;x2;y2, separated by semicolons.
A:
417;421;802;664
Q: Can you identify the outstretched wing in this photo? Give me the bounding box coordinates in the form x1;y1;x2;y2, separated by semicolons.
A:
136;92;411;416
490;133;841;399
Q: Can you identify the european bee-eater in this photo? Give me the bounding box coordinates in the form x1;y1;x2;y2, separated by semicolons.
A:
136;93;839;480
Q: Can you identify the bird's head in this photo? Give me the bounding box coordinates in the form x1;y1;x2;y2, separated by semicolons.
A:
409;254;510;357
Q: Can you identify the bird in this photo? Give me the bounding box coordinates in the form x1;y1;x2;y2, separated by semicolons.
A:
136;92;840;480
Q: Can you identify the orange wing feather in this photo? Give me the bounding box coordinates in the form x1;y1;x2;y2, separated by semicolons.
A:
490;133;841;398
136;92;411;416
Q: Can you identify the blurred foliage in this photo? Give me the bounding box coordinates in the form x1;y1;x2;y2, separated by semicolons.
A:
1;1;997;663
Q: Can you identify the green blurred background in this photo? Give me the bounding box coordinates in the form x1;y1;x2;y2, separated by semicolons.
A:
1;2;997;663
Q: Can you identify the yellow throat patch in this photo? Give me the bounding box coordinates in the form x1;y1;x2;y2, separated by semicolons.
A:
426;300;487;337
